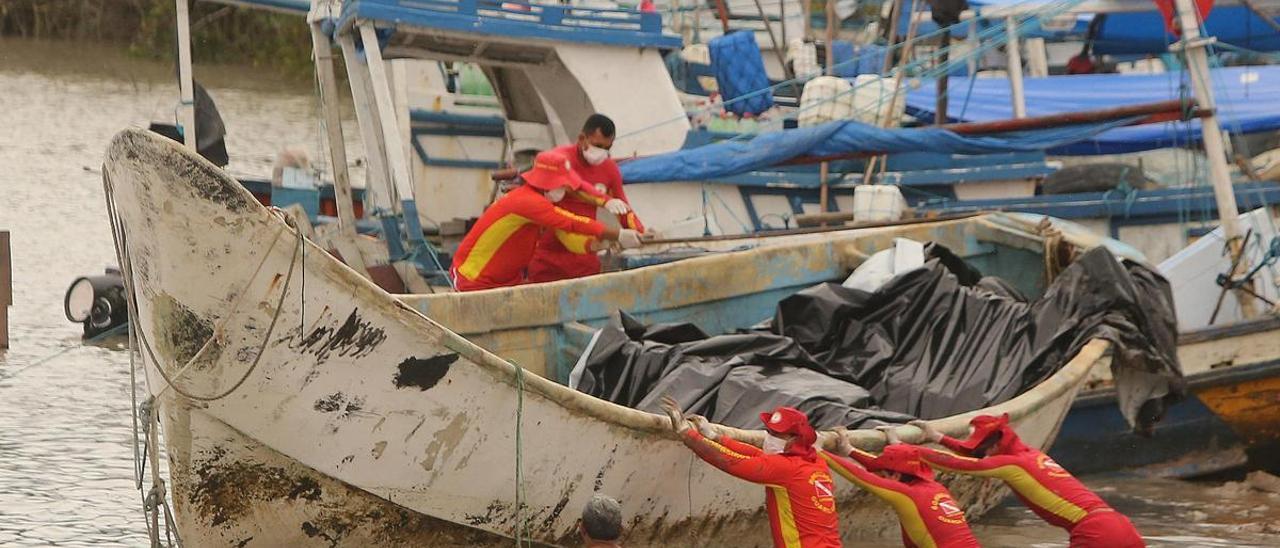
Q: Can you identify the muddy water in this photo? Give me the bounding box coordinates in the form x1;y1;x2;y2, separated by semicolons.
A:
1;36;1278;547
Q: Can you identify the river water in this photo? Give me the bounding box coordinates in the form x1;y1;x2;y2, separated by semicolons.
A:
1;37;1278;547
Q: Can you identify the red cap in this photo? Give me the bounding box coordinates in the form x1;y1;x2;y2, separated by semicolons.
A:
759;407;817;457
522;149;588;192
867;444;935;480
954;413;1025;455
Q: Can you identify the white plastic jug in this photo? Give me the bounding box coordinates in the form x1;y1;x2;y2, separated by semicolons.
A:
853;185;906;222
797;76;854;127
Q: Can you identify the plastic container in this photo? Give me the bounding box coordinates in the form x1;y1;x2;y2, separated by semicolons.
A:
787;39;821;79
850;74;906;126
853;185;906;222
797;76;854;127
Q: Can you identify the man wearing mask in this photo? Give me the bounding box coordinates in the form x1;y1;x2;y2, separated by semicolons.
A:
450;149;642;291
660;396;842;548
527;114;646;283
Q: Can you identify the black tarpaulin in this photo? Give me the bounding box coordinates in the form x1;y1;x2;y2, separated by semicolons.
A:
575;244;1182;433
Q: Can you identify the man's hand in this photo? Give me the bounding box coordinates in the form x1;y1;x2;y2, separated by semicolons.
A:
688;415;719;439
909;420;944;443
604;198;630;215
660;396;690;434
618;229;642;249
832;426;855;455
876;425;902;445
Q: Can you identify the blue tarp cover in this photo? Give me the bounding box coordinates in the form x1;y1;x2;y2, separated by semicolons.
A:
619;117;1131;183
710;31;774;116
905;66;1280;155
1094;7;1280;55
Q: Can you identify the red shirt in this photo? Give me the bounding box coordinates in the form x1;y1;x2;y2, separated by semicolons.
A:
526;144;643;283
682;430;842;548
450;184;604;291
920;438;1117;530
822;450;979;548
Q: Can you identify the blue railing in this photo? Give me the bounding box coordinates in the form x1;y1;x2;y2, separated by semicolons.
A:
340;0;682;49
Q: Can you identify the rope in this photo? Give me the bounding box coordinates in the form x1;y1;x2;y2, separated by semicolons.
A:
1;322;130;378
513;363;527;547
142;223;301;402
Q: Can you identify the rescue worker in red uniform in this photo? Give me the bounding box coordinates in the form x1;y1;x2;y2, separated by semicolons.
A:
450;149;642;291
910;415;1145;548
527;114;645;284
659;396;842;548
821;428;979;548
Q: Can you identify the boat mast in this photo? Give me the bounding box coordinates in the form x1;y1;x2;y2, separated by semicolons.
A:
1172;0;1258;317
1004;14;1027;118
175;0;197;151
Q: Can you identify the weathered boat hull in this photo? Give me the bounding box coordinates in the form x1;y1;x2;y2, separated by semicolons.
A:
1052;318;1280;477
104;129;1105;547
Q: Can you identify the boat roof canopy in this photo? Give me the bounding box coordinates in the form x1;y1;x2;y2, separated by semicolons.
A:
333;0;683;53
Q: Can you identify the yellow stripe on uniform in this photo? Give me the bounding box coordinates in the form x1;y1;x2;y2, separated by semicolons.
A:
927;461;1088;524
554;229;595;254
458;214;530;280
821;453;936;548
552;207;595;224
769;485;803;548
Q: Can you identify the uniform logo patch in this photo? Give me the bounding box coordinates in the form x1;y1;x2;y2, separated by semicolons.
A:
809;471;837;514
931;493;967;525
1038;454;1071;478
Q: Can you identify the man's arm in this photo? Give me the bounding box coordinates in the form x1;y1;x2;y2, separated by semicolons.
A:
820;451;906;493
512;194;611;238
605;165;645;232
937;435;975;455
681;430;785;484
710;433;764;457
916;447;1018;477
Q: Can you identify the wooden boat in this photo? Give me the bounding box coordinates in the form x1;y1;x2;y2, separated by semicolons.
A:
105;128;1115;546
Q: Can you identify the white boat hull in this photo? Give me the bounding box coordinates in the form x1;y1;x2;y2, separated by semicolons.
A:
104;129;1105;546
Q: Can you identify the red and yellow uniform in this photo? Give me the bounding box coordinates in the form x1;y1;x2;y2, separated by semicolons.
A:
450;184;604;291
681;429;842;548
822;446;979;548
919;415;1145;548
527;144;644;283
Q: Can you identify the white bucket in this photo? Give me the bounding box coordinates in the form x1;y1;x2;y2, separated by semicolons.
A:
797;76;854;127
853;185;906;222
851;74;906;126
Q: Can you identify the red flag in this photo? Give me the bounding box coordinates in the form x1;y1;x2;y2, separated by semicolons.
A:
1152;0;1215;35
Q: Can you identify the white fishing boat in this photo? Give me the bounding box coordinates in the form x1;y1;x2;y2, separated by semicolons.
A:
105;127;1130;546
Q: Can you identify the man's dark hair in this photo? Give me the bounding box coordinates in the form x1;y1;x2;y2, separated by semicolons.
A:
581;494;622;541
582;114;616;138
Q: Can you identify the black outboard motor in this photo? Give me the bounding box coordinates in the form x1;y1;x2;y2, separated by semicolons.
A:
64;267;128;339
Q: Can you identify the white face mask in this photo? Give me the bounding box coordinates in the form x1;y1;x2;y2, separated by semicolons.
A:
545;187;567;203
582;145;610;166
762;433;788;455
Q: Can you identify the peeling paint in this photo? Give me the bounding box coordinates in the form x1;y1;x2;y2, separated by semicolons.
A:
372;441;388;460
393;354;458;390
313;392;365;419
419;412;470;475
287;309;386;364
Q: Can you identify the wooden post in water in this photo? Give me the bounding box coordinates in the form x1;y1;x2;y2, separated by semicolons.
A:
1;231;10;349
